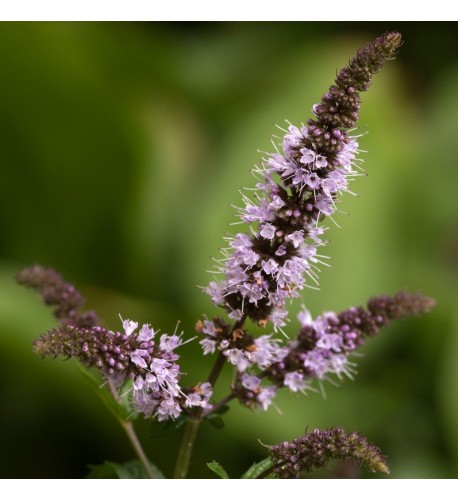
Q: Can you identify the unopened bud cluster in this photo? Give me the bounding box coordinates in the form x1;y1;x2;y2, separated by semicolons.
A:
270;427;389;478
17;265;98;327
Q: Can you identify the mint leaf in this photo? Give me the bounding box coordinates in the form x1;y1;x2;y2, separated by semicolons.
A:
207;460;229;479
241;457;274;479
86;460;164;479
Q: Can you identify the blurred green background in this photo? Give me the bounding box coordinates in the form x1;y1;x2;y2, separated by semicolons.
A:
0;22;457;479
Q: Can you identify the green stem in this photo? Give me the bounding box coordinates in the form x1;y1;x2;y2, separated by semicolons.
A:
173;418;201;479
173;315;247;479
121;420;157;479
202;392;236;418
107;380;156;479
207;351;227;386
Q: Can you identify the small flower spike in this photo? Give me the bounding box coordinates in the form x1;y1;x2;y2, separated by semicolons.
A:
33;319;186;421
19;265;212;421
16;265;98;328
269;427;389;478
265;292;435;393
33;317;214;421
205;32;403;330
199;292;434;412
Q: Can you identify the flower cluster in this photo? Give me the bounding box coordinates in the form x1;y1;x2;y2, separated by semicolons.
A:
215;292;433;411
21;266;212;421
205;32;403;330
264;292;435;394
34;317;213;421
233;373;277;411
196;316;287;372
15;32;442;480
269;427;389;478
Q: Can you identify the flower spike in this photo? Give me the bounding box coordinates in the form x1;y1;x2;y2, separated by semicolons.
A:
269;427;390;478
205;32;403;330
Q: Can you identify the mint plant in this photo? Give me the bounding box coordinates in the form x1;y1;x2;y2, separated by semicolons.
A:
17;31;435;479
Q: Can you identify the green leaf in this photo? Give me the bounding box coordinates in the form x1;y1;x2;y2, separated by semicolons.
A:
207;460;230;479
241;457;274;479
86;460;165;479
203;404;228;429
77;365;137;423
212;404;229;416
206;414;225;429
86;462;118;479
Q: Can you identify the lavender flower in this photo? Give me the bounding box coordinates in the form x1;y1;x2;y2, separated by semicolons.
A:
269;427;389;478
233;373;277;411
205;32;402;330
196;316;287;372
19;265;214;421
35;318;213;422
228;291;434;412
265;292;436;391
34;318;187;421
183;382;213;411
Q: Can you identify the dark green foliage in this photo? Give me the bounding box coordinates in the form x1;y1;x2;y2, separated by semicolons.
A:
86;460;164;479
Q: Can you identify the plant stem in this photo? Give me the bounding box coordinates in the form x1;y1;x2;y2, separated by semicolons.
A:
206;316;246;385
121;420;157;479
173;418;201;479
107;379;156;479
206;351;227;386
202;392;236;418
173;315;247;479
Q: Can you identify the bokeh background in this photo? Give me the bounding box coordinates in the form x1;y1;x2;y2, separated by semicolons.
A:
0;22;457;479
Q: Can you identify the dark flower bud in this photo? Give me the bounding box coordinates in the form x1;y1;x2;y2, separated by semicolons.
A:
16;265;98;328
269;427;389;478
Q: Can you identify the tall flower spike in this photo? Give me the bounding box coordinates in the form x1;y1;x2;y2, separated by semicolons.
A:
205;32;402;330
269;427;390;478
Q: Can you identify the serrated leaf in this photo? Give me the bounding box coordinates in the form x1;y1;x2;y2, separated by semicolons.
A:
241;457;274;479
207;460;229;479
111;460;164;479
86;460;165;479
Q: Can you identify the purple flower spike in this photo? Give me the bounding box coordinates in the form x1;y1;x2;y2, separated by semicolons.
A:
269;427;389;478
265;292;435;391
16;265;98;328
205;32;403;329
33;316;187;421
